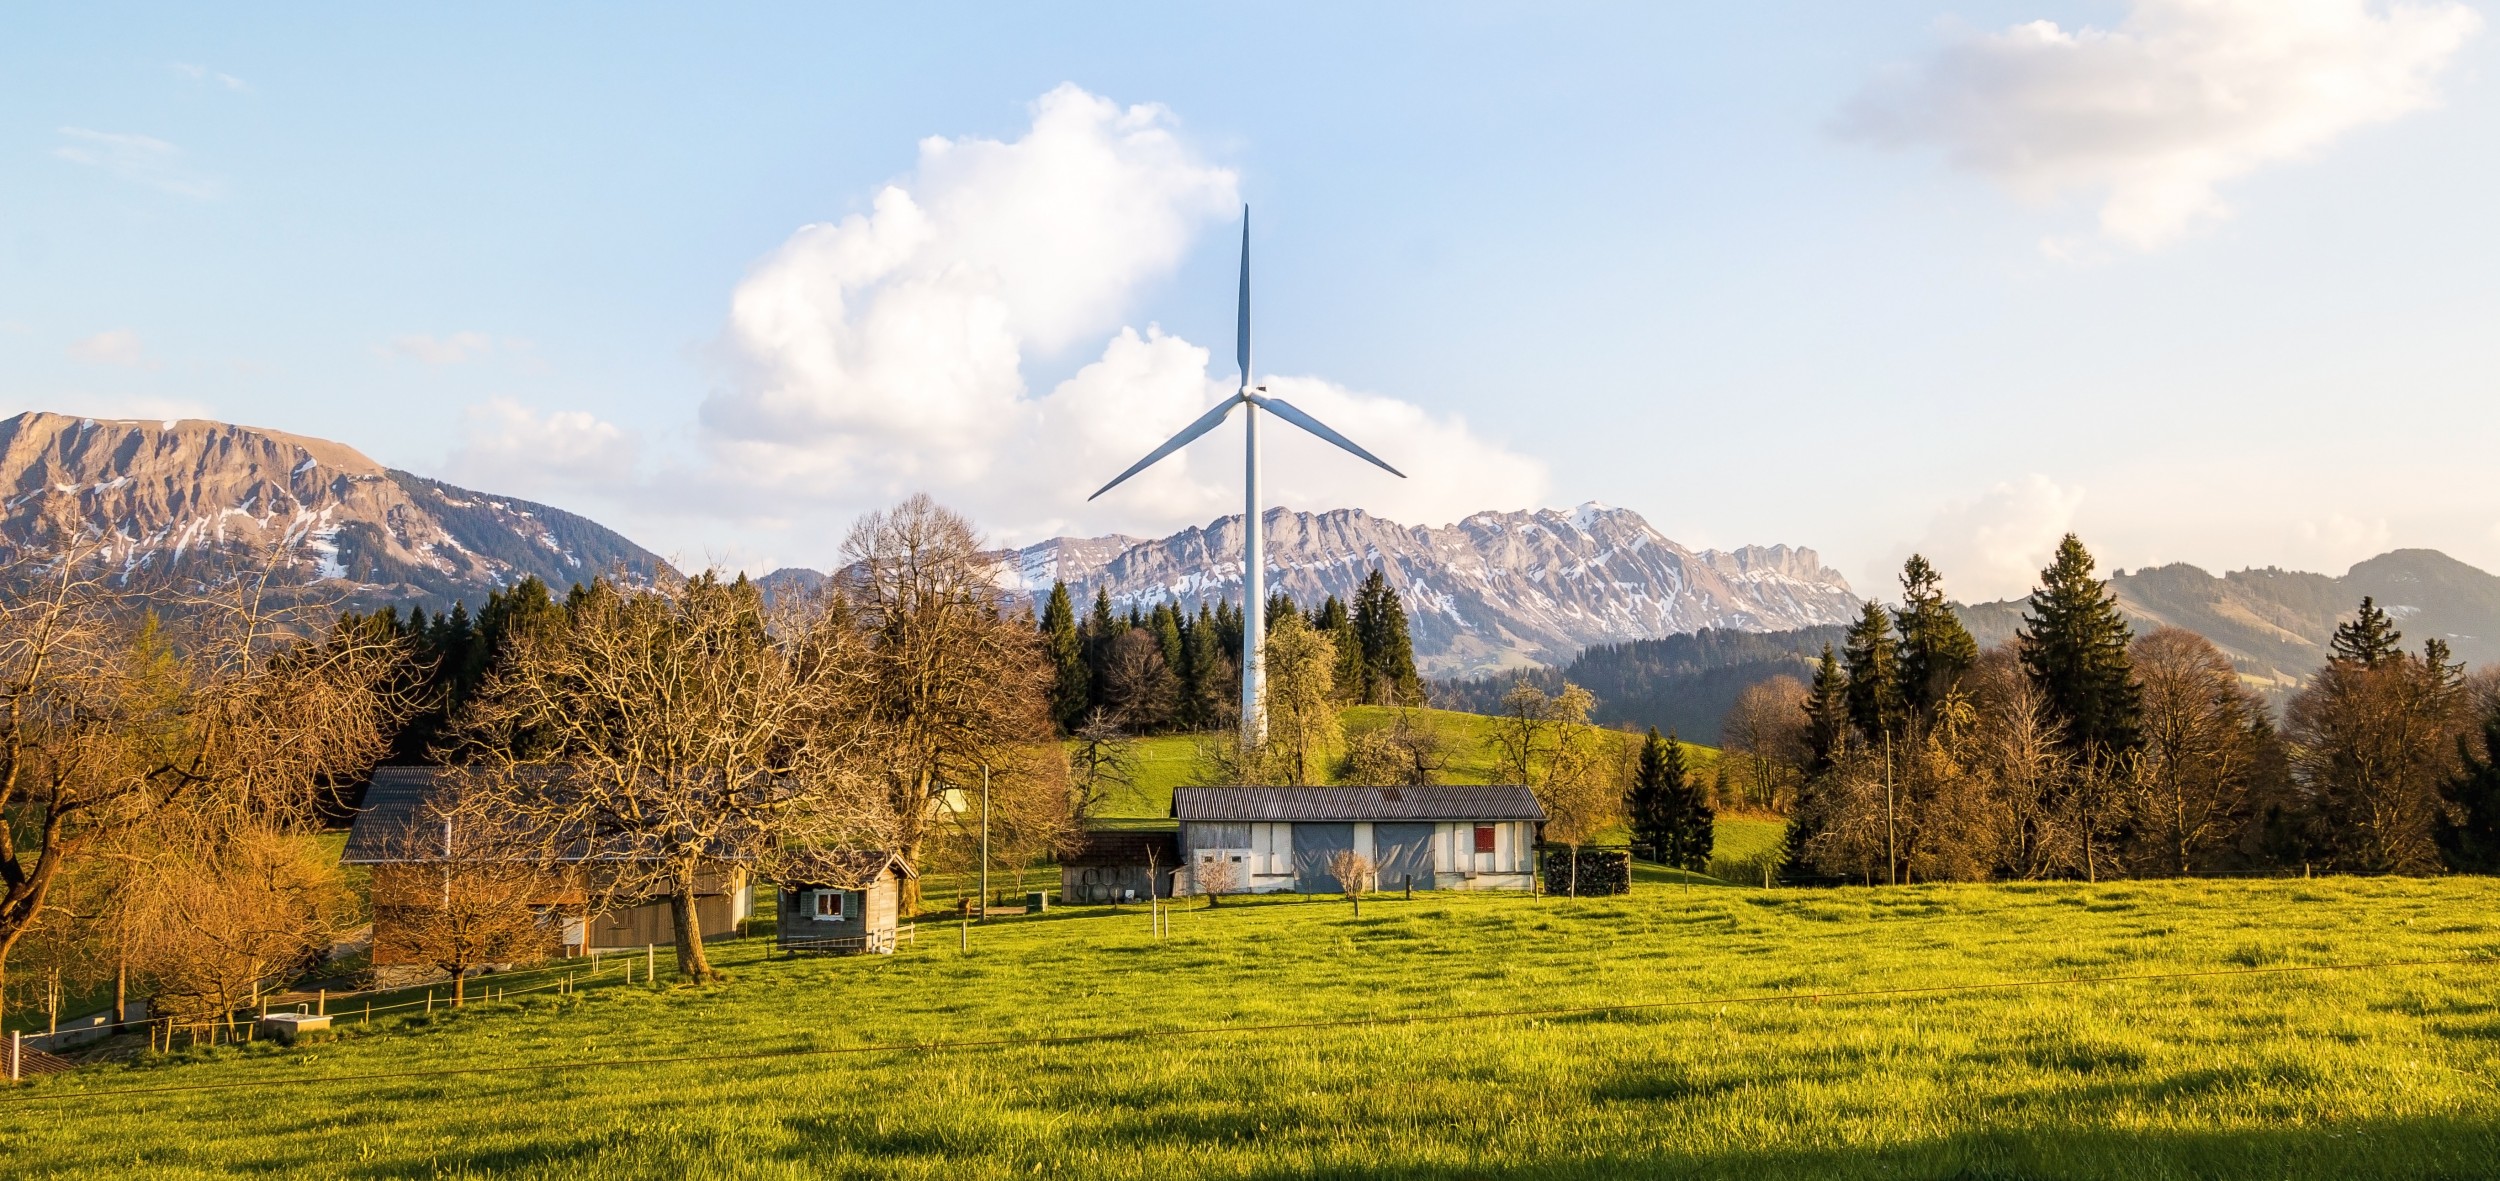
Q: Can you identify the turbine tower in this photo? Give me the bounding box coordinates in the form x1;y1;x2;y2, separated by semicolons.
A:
1089;207;1406;749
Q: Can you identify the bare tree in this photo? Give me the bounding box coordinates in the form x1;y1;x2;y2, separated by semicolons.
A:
2287;640;2469;873
836;496;1063;911
370;800;559;1006
2125;628;2282;875
1067;711;1140;819
0;524;404;968
1324;849;1377;916
1720;675;1810;811
1193;853;1239;907
447;573;895;982
1097;630;1178;731
127;824;357;1031
1340;710;1449;786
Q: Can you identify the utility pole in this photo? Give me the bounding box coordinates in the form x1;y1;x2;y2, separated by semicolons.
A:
1883;730;1896;887
979;763;990;919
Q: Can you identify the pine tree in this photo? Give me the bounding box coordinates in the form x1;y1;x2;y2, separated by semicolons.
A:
1265;590;1298;632
1657;732;1713;873
1626;727;1675;861
1803;643;1849;776
1892;554;1978;722
2331;596;2405;666
1184;603;1233;729
1214;600;1244;665
2438;695;2500;873
1152;603;1185;672
1354;569;1425;706
1084;588;1121;718
1314;595;1363;701
1842;600;1902;743
1040;581;1088;732
2018;534;2141;758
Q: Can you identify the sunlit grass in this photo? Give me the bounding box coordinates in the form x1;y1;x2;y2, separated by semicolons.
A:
9;873;2498;1179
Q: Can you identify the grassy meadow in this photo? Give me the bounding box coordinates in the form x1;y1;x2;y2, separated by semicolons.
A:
7;871;2499;1178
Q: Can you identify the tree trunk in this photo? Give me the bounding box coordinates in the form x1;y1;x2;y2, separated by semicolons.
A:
114;953;128;1028
668;884;714;982
452;968;467;1007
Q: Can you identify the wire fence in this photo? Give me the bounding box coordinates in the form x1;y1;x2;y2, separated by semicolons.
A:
10;952;2492;1105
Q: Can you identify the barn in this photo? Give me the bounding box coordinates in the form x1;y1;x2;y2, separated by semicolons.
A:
1171;785;1544;894
343;766;754;983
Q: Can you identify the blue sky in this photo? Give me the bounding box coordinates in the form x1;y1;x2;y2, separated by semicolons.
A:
4;2;2495;599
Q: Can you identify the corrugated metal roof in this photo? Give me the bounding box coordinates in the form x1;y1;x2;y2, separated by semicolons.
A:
340;766;438;863
1170;785;1545;822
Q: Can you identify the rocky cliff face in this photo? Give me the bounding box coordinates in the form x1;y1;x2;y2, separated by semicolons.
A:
0;412;666;604
1000;503;1861;675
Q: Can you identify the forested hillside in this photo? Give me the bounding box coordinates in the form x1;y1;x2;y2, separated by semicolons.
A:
1436;626;1847;743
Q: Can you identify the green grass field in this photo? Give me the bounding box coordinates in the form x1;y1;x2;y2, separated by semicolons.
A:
9;872;2499;1179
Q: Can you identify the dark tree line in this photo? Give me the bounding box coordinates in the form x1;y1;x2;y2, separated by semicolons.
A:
1776;537;2500;885
1039;568;1424;735
341;576;576;764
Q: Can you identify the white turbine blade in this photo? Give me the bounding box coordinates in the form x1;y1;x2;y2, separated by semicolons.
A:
1246;393;1406;478
1086;397;1243;501
1235;208;1251;388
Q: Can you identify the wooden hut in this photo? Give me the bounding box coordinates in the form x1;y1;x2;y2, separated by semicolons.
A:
774;852;915;955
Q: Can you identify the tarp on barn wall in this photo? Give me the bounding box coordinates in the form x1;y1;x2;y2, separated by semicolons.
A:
1293;823;1355;892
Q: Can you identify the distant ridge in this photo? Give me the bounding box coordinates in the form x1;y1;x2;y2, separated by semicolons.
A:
0;411;669;606
1954;549;2500;689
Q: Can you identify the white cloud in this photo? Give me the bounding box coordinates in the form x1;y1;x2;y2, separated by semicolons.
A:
1893;474;2086;603
172;63;250;91
52;127;221;199
383;332;496;365
446;398;638;498
1843;0;2481;248
676;83;1545;550
67;328;148;367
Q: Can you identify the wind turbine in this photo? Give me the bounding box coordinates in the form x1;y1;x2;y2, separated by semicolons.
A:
1089;207;1405;749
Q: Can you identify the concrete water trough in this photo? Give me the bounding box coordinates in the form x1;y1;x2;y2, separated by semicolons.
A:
256;1011;332;1043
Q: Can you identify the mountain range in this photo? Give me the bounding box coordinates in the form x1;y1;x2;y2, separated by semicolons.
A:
1955;549;2500;690
9;411;2497;692
953;504;1861;676
0;412;665;603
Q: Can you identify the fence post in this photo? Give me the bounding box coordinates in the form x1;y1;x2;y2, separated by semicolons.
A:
318;988;327;1017
646;943;654;985
9;1030;19;1082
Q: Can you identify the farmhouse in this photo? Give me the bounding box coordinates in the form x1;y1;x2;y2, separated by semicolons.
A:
1172;785;1544;894
342;766;755;982
774;851;915;955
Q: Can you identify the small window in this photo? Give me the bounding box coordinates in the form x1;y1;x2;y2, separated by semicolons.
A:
1474;825;1497;854
812;890;845;921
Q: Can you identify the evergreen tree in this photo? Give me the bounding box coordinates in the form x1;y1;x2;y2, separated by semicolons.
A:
1084;588;1122;717
2439;695;2500;873
1314;595;1364;701
1626;727;1676;861
1184;603;1234;728
1040;581;1088;732
1353;569;1425;706
1657;732;1714;872
2331;596;2405;666
1152;603;1185;672
1265;590;1298;632
2018;534;2141;758
1892;554;1978;722
1842;600;1902;742
1803;643;1849;776
1214;600;1244;665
